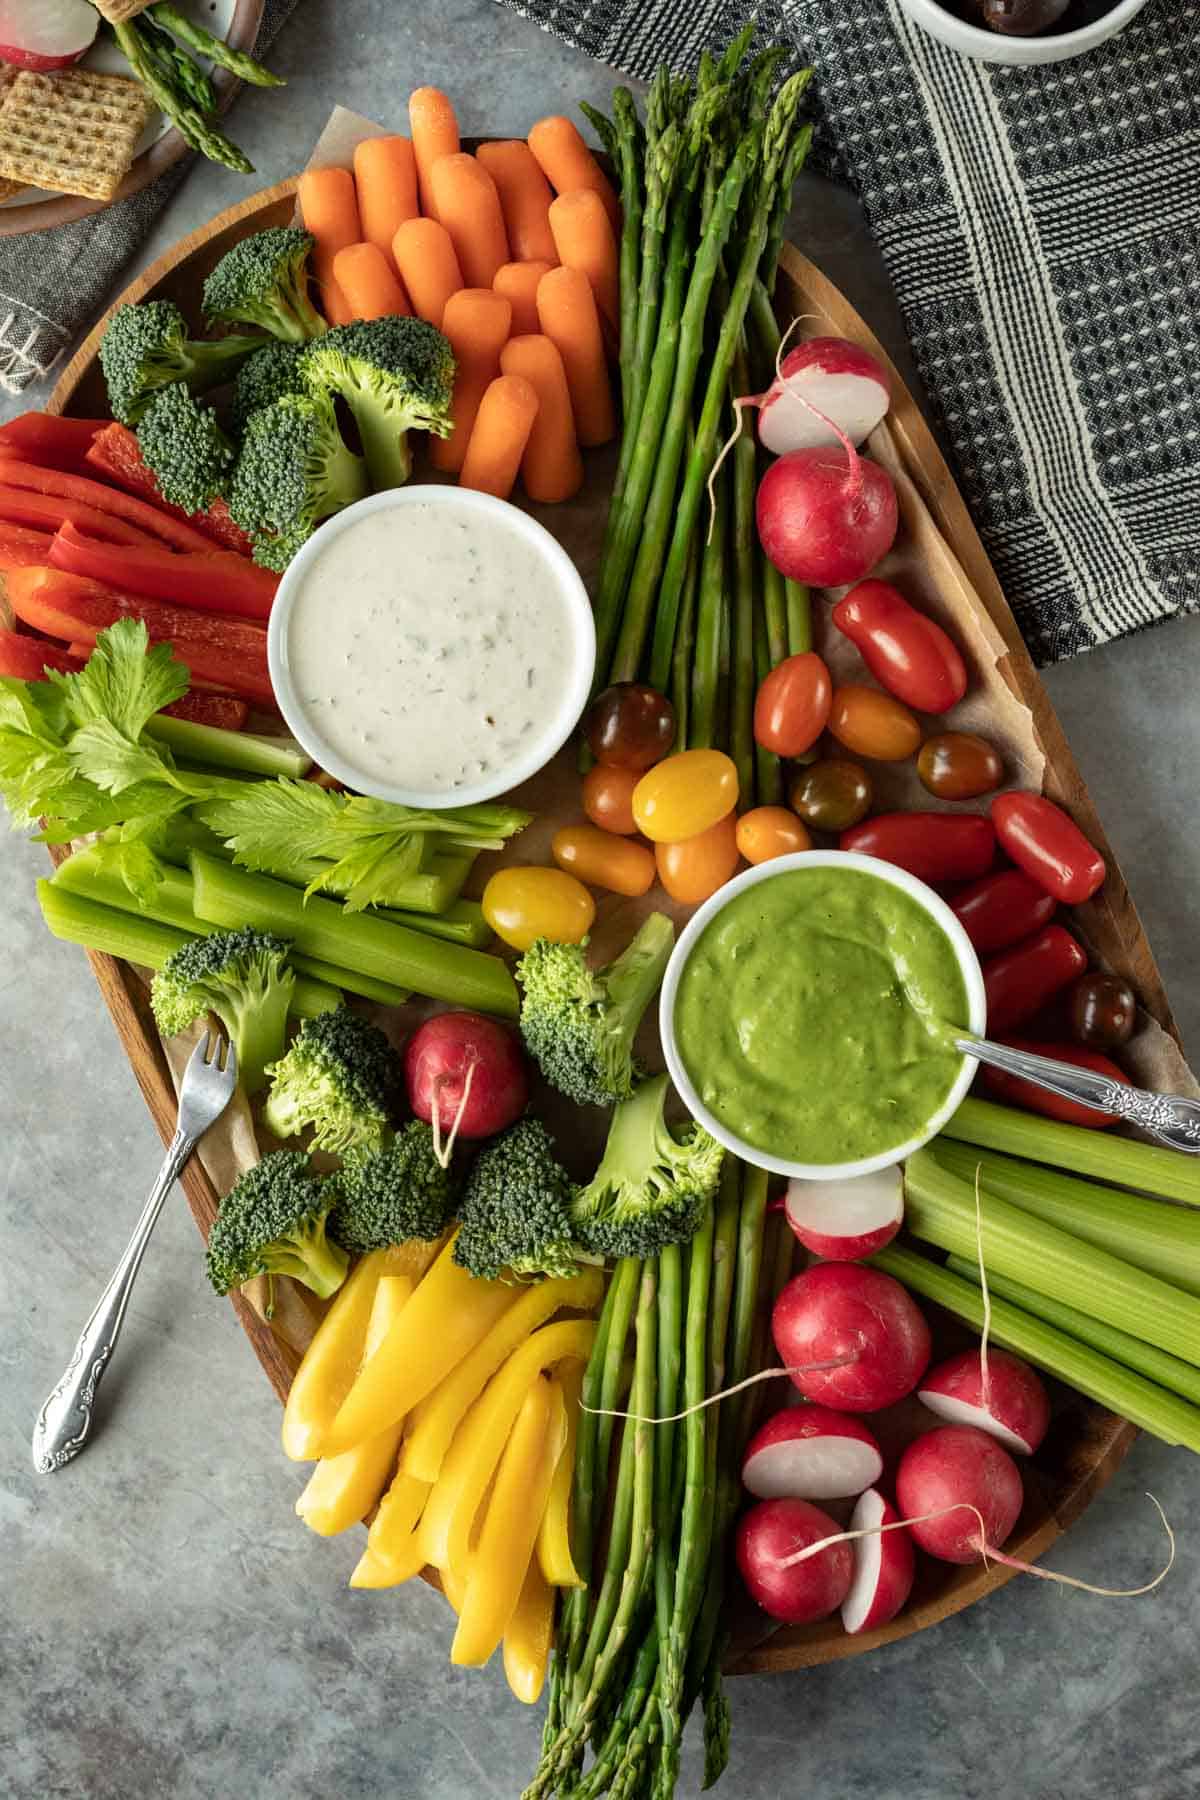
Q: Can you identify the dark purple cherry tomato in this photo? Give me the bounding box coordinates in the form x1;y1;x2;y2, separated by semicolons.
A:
832;580;968;715
981;1039;1129;1128
948;869;1056;954
1068;972;1137;1050
789;759;873;833
917;732;1004;801
585;683;676;770
840;811;995;883
991;792;1106;905
982;925;1087;1034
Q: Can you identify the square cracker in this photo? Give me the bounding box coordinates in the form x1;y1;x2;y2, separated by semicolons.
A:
0;68;153;203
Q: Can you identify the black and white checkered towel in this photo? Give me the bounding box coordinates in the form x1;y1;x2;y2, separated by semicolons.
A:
494;0;1199;665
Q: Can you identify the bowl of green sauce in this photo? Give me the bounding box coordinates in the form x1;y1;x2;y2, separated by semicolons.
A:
660;852;987;1181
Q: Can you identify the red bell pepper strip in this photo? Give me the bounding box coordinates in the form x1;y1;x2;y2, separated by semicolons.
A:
980;1038;1129;1128
0;523;56;570
982;924;1088;1034
0;484;157;548
85;423;254;558
839;811;995;884
48;521;277;622
0;413;107;471
0;628;249;729
0;459;215;554
166;691;249;730
948;869;1057;955
991;792;1106;906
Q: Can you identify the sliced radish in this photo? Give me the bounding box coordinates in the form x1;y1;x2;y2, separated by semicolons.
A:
841;1488;915;1635
757;337;891;456
772;1262;932;1413
896;1424;1024;1564
0;0;97;69
742;1404;883;1501
918;1349;1050;1457
736;1497;853;1625
784;1167;903;1262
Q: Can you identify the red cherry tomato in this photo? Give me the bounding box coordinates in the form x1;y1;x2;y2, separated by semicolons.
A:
753;653;832;758
840;812;995;884
980;1038;1130;1128
982;925;1088;1034
581;763;639;835
991;792;1105;905
655;812;740;904
832;580;968;714
948;869;1057;954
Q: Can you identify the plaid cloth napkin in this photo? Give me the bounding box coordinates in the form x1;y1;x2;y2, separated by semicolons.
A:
493;0;1199;664
0;0;299;401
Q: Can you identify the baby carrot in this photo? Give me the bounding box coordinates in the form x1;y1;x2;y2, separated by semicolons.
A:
476;140;558;263
332;242;411;320
460;374;539;500
548;190;619;333
430;153;510;289
499;334;583;505
527;116;619;230
298;165;361;325
392;218;464;328
409;86;460;219
353;136;419;260
536;265;615;448
494;261;554;337
432;288;513;474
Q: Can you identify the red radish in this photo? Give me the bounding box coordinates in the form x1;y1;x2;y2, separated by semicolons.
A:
404;1011;529;1153
749;337;891;456
773;1263;931;1413
757;444;899;588
896;1424;1024;1564
784;1167;903;1262
918;1349;1050;1457
841;1488;915;1634
742;1405;883;1501
736;1497;853;1624
0;0;97;68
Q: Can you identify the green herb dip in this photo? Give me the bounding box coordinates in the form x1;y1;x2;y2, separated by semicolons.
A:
674;865;969;1165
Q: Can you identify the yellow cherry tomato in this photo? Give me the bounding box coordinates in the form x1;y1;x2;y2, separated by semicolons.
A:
655;812;740;905
735;806;813;866
552;824;656;898
632;750;739;844
581;763;639;835
482;867;595;951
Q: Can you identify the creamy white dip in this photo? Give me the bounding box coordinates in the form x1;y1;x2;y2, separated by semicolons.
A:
285;500;578;797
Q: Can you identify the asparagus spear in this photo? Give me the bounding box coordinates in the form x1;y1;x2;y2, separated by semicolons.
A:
114;23;254;173
728;339;760;798
148;4;285;86
584;92;644;423
137;13;216;113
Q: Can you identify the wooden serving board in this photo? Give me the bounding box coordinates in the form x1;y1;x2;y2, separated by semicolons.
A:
50;179;1174;1674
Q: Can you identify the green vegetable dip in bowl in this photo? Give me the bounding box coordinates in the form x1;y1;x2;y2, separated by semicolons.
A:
660;851;986;1180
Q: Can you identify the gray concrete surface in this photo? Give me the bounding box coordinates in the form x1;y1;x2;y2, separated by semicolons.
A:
2;3;1197;1796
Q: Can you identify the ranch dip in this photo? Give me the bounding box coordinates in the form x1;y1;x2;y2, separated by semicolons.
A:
284;499;578;797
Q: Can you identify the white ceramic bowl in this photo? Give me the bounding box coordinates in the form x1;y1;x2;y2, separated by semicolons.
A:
659;850;987;1182
894;0;1150;65
267;487;596;810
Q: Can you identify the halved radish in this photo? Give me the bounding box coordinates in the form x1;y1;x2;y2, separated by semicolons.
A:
772;1262;932;1413
918;1349;1050;1457
896;1424;1024;1564
736;1497;853;1625
755;337;891;456
742;1404;883;1501
841;1488;915;1635
784;1167;903;1262
0;0;97;69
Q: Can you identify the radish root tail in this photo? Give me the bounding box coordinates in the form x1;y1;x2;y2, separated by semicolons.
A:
974;1161;993;1420
980;1494;1175;1598
582;1352;859;1425
430;1058;478;1170
772;311;863;494
706;396;756;543
776;1503;990;1571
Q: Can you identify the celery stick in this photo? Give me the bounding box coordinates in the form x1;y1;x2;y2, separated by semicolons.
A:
190;852;518;1018
945;1256;1200;1409
942;1096;1200;1208
235;850;474;916
380;898;491;948
120;816;231;868
904;1148;1200;1366
146;715;312;778
932;1139;1200;1299
873;1243;1200;1454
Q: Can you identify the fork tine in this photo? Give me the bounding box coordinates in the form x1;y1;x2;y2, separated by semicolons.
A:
199;1028;213;1065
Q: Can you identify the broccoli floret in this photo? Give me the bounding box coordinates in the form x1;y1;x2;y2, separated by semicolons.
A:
135;383;234;514
99;299;266;426
330;1121;458;1253
572;1074;725;1260
202;227;327;344
262;1007;399;1155
229;390;367;571
231;341;307;435
516;913;676;1109
150;928;294;1095
206;1151;347;1312
453;1118;585;1283
301;316;455;490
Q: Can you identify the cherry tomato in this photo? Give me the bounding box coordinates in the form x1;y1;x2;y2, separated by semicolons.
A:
832;579;968;714
753;653;832;758
655;812;740;904
552;823;656;897
481;866;595;951
789;759;873;833
632;749;739;844
828;685;921;762
991;792;1106;905
980;1038;1129;1128
917;732;1004;801
1068;972;1137;1050
736;806;813;865
948;869;1056;954
582;763;639;835
585;682;676;770
840;812;995;883
982;925;1087;1034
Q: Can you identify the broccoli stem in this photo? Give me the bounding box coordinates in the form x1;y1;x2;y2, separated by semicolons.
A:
263;1218;347;1299
603;911;676;1047
220;971;294;1095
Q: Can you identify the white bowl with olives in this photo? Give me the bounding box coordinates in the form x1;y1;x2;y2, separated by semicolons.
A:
896;0;1150;64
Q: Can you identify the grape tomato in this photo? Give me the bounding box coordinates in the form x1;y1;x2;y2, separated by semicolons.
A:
918;732;1004;801
582;763;639;835
655;811;740;904
481;866;595;951
753;653;832;758
735;807;812;865
840;811;995;883
948;869;1056;954
832;580;968;715
585;682;676;770
982;925;1087;1034
991;792;1105;906
632;749;739;844
980;1039;1129;1128
828;685;921;762
552;824;656;897
1069;972;1137;1049
789;759;873;833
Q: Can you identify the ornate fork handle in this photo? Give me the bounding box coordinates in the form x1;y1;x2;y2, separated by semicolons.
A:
956;1038;1200;1155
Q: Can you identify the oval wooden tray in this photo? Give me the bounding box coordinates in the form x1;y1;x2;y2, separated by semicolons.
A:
49;178;1173;1676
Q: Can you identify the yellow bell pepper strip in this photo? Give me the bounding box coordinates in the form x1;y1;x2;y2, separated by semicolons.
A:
503;1556;556;1705
294;1276;413;1536
451;1376;566;1667
536;1364;585;1588
321;1232;519;1457
418;1317;596;1574
401;1268;604;1485
349;1469;433;1589
440;1564;467;1615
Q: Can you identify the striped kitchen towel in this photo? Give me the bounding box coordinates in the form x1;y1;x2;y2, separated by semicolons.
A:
493;0;1200;664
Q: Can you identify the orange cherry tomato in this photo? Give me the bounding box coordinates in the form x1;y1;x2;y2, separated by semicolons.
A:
581;762;639;835
552;824;656;897
735;806;813;865
753;653;832;758
655;812;740;904
481;866;595;951
632;750;739;844
828;684;921;761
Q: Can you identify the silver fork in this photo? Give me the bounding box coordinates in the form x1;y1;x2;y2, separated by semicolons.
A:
32;1031;238;1474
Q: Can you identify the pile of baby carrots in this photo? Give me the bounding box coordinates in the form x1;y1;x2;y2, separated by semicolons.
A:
296;90;619;505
